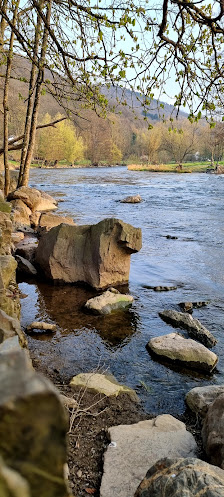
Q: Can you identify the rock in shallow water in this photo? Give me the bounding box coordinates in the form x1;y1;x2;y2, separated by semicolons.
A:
134;457;224;497
159;309;217;347
147;332;218;372
35;218;142;289
85;289;134;314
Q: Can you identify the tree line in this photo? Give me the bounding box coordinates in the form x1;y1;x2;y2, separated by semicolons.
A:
1;0;224;193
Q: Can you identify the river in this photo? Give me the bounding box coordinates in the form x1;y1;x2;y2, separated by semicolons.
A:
19;167;224;415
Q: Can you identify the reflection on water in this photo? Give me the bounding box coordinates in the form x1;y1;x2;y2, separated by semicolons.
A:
19;168;224;415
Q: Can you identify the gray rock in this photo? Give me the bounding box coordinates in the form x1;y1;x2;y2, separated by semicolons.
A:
179;301;209;312
147;332;218;372
15;255;37;276
202;393;224;469
85;289;134;314
159;309;217;347
0;349;69;497
134;457;224;497
100;415;197;497
120;195;142;203
186;385;224;418
36;218;142;289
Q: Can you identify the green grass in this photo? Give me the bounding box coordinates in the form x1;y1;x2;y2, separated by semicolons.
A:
127;162;213;173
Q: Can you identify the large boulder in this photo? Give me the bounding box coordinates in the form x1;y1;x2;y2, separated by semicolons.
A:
8;186;57;212
0;349;70;497
147;332;218;372
100;415;197;497
202;393;224;469
159;309;217;347
85;288;134;315
186;385;224;418
35;218;142;289
134;457;224;497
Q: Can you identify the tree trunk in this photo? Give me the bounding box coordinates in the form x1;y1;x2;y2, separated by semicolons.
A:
17;6;42;187
21;0;52;187
3;1;19;197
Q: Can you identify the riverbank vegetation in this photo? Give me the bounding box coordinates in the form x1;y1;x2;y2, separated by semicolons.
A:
1;1;224;192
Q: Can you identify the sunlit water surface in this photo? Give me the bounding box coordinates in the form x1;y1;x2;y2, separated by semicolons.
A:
19;167;224;415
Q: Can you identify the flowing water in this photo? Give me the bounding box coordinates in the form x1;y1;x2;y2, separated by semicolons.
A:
19;167;224;415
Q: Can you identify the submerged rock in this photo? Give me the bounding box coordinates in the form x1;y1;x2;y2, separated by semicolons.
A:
159;309;217;347
202;393;224;469
186;384;224;418
100;415;197;497
134;457;224;497
147;332;218;372
70;373;139;402
35;218;142;289
85;289;134;315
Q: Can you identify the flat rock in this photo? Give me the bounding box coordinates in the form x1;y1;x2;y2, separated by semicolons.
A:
70;373;139;402
35;218;142;289
85;289;134;314
159;309;217;347
134;457;224;497
100;415;197;497
202;393;224;469
15;255;37;276
120;195;142;203
147;332;218;372
186;385;224;417
15;237;38;262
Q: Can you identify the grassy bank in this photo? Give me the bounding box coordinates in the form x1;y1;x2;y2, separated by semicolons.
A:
127;162;214;173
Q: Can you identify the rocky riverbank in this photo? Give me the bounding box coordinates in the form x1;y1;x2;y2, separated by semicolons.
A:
1;178;224;496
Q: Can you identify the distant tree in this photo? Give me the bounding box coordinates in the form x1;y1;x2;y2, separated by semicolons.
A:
162;119;200;168
37;113;85;162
